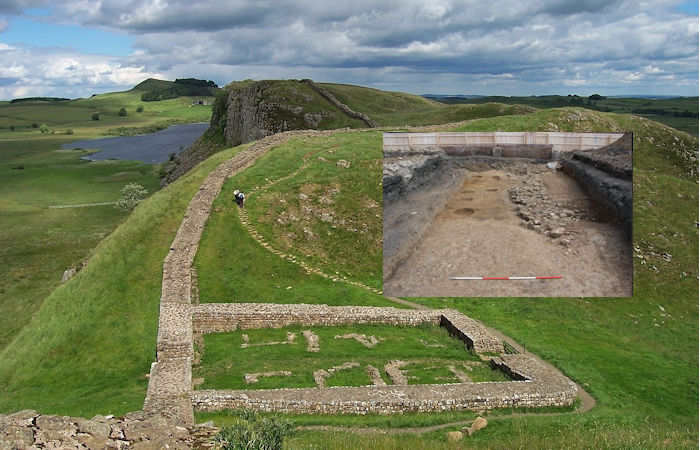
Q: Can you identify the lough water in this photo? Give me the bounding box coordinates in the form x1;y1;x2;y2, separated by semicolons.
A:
61;122;209;164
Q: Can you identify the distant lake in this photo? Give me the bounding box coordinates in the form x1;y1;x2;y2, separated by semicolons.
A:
61;122;210;164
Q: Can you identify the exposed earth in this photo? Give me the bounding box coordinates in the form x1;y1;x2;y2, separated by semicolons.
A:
384;160;632;297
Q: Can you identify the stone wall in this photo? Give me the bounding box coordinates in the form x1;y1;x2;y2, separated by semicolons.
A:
193;303;443;333
561;132;633;233
302;79;380;128
192;354;577;414
192;303;502;354
145;130;364;426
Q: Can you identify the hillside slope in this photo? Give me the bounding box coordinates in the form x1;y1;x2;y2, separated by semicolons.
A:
0;107;696;447
161;79;536;185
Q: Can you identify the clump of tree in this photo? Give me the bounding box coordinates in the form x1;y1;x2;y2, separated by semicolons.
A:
175;78;218;88
115;183;148;211
214;409;293;450
141;78;219;102
39;123;49;134
136;105;144;112
588;94;606;101
92;113;100;121
10;97;69;103
118;107;127;116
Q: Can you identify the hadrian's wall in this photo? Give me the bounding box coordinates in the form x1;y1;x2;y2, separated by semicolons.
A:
192;354;577;414
192;303;503;354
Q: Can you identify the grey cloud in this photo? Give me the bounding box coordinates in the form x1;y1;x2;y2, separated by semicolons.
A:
1;0;696;97
0;0;48;14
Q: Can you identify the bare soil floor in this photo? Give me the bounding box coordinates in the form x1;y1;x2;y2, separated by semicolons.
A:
384;167;632;297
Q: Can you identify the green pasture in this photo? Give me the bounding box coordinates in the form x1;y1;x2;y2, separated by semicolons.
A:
0;87;213;135
194;323;503;390
320;83;537;126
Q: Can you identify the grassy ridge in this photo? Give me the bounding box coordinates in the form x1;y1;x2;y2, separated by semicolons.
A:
438;94;699;136
0;87;212;135
0;136;161;351
0;144;249;417
320;83;537;126
195;131;384;302
0;85;217;351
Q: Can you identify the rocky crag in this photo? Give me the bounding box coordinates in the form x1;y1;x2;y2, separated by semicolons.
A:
161;79;377;186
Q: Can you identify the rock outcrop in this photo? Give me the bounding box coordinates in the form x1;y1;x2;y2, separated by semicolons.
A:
162;79;377;186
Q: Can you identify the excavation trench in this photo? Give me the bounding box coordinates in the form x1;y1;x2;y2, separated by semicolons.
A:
383;136;632;298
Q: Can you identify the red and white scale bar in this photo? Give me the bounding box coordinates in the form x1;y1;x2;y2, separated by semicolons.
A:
449;276;562;280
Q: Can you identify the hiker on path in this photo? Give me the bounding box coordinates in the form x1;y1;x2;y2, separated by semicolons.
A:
234;189;245;208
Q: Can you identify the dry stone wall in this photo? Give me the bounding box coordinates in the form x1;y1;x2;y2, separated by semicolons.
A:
193;303;442;332
302;79;380;128
192;353;577;414
145;129;361;426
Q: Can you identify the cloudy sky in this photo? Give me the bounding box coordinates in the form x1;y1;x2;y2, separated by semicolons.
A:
0;0;697;99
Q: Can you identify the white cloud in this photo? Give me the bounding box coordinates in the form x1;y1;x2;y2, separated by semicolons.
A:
0;0;696;97
0;44;163;98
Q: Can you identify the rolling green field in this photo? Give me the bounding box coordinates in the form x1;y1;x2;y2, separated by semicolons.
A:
0;79;697;448
0;82;216;353
320;82;537;126
434;94;699;136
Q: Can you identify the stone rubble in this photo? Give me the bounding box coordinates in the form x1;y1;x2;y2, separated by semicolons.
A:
334;333;384;348
245;371;292;384
313;362;361;388
384;360;409;385
302;329;320;352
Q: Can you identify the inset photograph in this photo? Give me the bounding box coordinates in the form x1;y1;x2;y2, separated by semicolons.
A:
383;131;633;297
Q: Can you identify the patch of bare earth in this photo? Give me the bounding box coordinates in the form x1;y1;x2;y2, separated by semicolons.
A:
384;166;632;297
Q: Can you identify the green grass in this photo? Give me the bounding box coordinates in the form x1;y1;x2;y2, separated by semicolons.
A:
196;108;697;448
439;94;699;136
0;86;697;449
0;135;162;351
0;86;218;352
0;88;213;135
0;144;250;417
194;324;498;390
194;204;388;306
320;83;537;126
195;131;384;300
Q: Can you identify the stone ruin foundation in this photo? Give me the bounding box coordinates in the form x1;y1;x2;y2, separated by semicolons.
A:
190;303;578;414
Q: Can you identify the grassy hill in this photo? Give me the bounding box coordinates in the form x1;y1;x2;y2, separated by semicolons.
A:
436;94;699;136
0;81;218;354
0;80;214;136
0;78;697;447
0;101;696;448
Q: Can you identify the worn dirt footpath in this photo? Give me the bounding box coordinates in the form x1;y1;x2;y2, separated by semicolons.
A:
384;168;632;297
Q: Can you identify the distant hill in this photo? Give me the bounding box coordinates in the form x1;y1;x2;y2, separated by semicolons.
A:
132;78;220;102
429;94;699;136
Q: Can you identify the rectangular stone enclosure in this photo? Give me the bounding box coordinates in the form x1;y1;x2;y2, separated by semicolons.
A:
191;304;578;414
